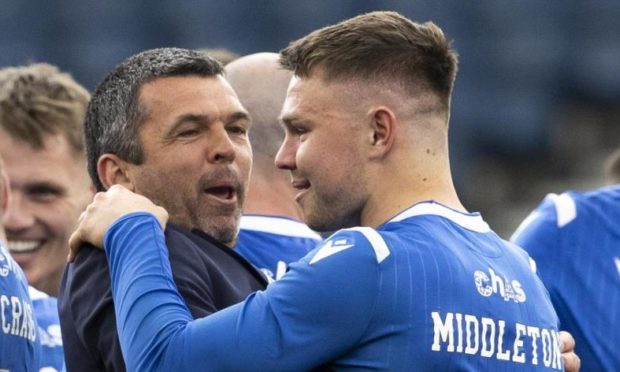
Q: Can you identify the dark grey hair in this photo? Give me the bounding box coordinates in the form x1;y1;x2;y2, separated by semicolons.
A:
85;47;223;191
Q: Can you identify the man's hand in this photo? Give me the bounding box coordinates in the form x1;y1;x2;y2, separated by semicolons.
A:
560;331;580;372
68;185;169;261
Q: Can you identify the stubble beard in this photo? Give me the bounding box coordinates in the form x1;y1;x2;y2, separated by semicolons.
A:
147;169;247;246
193;204;242;247
303;191;362;233
140;186;242;247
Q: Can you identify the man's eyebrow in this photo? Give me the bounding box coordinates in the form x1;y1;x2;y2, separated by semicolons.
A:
169;111;250;132
226;111;251;124
23;181;65;195
170;113;209;130
279;115;296;127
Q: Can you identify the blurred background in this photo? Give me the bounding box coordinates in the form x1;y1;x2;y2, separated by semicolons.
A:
1;0;619;238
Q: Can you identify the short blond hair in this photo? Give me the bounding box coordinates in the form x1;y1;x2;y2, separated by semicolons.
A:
280;11;458;110
0;63;90;154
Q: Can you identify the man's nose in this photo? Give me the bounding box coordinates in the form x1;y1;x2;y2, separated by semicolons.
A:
274;136;297;171
208;126;236;164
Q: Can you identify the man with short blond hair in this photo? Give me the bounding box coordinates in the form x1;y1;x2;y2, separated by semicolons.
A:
0;63;91;371
0;63;92;297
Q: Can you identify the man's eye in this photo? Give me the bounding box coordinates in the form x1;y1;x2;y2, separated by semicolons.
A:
228;126;248;135
178;129;200;137
28;189;60;203
292;127;307;135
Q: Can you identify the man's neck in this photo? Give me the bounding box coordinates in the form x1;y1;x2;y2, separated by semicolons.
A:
361;155;464;229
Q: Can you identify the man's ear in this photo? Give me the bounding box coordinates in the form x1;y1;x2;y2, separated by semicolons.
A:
367;106;396;159
97;154;135;191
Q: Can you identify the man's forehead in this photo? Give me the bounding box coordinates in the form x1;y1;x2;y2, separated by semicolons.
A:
139;75;245;116
280;76;301;120
139;74;227;97
281;74;349;113
0;131;73;158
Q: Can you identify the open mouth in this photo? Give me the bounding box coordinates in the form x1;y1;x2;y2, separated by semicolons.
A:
292;179;311;191
292;179;311;201
8;240;43;255
205;186;235;201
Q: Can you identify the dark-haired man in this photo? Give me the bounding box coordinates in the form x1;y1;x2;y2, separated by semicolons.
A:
71;12;575;371
59;48;267;371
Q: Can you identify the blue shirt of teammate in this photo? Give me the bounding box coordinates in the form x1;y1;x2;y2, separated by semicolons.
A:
0;241;40;371
236;215;321;280
105;201;563;371
512;185;620;371
29;286;64;372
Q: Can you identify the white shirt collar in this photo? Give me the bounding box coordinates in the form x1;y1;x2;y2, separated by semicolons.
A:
385;201;491;233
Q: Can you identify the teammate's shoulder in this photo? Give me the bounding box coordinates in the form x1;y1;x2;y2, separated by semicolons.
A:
580;184;620;210
542;186;620;228
308;227;390;266
520;191;578;229
542;192;578;228
510;194;564;243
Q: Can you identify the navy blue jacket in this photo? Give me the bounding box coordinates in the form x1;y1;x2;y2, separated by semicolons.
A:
58;223;267;372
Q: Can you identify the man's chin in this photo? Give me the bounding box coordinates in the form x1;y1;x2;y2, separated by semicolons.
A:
305;209;351;233
305;215;335;233
201;224;238;247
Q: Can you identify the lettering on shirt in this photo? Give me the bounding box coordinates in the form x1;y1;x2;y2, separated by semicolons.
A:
615;257;620;278
0;251;21;278
474;267;526;303
431;311;561;370
1;294;37;342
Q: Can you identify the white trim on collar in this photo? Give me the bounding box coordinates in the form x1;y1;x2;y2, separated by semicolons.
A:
240;215;322;239
548;193;577;228
386;201;491;233
28;286;50;300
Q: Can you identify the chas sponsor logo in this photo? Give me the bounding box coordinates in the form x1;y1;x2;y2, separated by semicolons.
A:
474;268;526;303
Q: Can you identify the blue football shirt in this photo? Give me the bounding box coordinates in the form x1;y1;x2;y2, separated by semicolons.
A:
105;201;563;371
0;241;40;371
512;185;620;371
29;286;64;371
236;215;321;280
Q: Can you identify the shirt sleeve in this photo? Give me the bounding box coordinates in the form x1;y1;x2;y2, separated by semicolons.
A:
105;212;382;371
